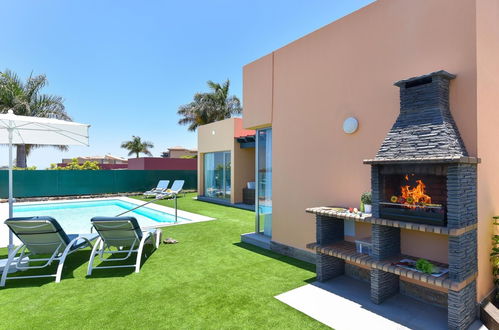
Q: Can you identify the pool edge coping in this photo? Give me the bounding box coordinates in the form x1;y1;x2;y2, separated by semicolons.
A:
0;196;216;247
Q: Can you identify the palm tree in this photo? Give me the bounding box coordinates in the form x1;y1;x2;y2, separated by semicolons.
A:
177;79;242;131
0;69;70;167
121;136;154;158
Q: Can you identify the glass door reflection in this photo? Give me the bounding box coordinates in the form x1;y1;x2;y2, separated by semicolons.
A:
204;151;231;201
256;128;272;236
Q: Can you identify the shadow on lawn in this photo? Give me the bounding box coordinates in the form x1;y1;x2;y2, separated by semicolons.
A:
234;242;317;282
84;244;156;279
0;250;91;290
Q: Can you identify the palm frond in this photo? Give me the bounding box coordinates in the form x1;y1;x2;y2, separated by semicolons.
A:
25;73;48;103
0;69;70;167
177;79;241;131
24;144;69;156
121;136;154;157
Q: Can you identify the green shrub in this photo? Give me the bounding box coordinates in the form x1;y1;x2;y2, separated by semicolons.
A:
48;158;100;170
491;217;499;299
13;166;37;170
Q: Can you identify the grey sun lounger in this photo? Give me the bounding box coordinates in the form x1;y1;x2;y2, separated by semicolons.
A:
1;216;98;287
87;217;160;275
143;180;170;198
155;180;185;199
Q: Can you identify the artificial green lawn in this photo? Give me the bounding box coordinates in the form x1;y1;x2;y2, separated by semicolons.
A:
0;193;327;329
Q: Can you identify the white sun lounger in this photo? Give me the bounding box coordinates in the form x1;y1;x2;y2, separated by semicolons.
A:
143;180;170;198
1;216;98;287
87;216;160;275
156;180;185;199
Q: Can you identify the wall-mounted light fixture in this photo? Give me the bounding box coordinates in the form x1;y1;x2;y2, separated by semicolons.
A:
343;117;358;134
211;130;216;135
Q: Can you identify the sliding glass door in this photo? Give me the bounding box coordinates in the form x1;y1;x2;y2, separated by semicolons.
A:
256;128;272;237
204;151;231;201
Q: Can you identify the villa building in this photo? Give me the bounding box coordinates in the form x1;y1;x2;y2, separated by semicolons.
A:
162;146;197;159
197;118;255;208
196;0;499;328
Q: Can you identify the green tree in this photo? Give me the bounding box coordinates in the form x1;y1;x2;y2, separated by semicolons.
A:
0;69;70;167
49;158;100;170
13;166;37;170
177;79;242;131
120;136;154;158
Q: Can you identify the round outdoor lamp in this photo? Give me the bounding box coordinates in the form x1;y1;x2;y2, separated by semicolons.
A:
343;117;358;134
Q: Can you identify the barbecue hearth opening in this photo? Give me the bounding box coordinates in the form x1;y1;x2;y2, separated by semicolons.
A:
379;165;447;226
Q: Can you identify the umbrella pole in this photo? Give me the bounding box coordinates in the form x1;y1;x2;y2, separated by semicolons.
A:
7;128;14;255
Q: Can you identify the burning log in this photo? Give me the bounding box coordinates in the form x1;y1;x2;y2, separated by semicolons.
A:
389;175;442;209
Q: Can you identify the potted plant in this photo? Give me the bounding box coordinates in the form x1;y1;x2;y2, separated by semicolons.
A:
361;192;372;213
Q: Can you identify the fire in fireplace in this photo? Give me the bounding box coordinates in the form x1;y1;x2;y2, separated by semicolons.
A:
363;71;470;227
379;166;447;226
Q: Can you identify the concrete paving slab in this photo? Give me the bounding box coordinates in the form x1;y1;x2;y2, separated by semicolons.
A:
275;276;486;330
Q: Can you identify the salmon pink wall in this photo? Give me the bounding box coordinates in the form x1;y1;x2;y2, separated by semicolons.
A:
243;0;491;299
243;54;273;130
476;0;499;301
271;0;477;251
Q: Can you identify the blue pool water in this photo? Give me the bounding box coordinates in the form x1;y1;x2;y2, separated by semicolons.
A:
13;199;188;234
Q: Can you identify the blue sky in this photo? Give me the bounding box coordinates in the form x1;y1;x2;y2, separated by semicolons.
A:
0;0;374;168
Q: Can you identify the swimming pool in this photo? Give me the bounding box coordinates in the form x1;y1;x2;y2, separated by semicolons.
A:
13;199;190;234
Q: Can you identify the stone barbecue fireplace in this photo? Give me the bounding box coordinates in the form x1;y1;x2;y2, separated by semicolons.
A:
307;71;479;330
365;71;476;228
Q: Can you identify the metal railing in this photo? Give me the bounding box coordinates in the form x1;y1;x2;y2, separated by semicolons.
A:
115;194;178;223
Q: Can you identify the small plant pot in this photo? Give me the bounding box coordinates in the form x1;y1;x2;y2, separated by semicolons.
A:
364;204;372;213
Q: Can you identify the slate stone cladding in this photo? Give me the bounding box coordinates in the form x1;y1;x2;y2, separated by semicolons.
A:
375;71;468;161
447;163;477;229
371;166;381;218
399;280;447;308
345;263;370;283
448;281;477;330
316;215;343;245
448;229;477;282
316;216;345;282
371;224;400;261
317;254;345;282
370;269;399;304
269;240;317;264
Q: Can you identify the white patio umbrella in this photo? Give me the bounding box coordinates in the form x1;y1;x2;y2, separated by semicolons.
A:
0;110;90;254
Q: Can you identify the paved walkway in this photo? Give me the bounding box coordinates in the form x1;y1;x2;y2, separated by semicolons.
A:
275;276;486;330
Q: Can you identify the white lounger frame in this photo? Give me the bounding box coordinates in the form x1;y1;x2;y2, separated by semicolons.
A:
0;236;94;287
155;180;184;199
144;188;167;198
144;180;170;198
87;229;160;275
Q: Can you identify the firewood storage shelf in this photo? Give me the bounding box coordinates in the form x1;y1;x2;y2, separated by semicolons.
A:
306;240;476;291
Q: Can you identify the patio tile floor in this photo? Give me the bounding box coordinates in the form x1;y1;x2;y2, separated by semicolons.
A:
275;275;486;330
